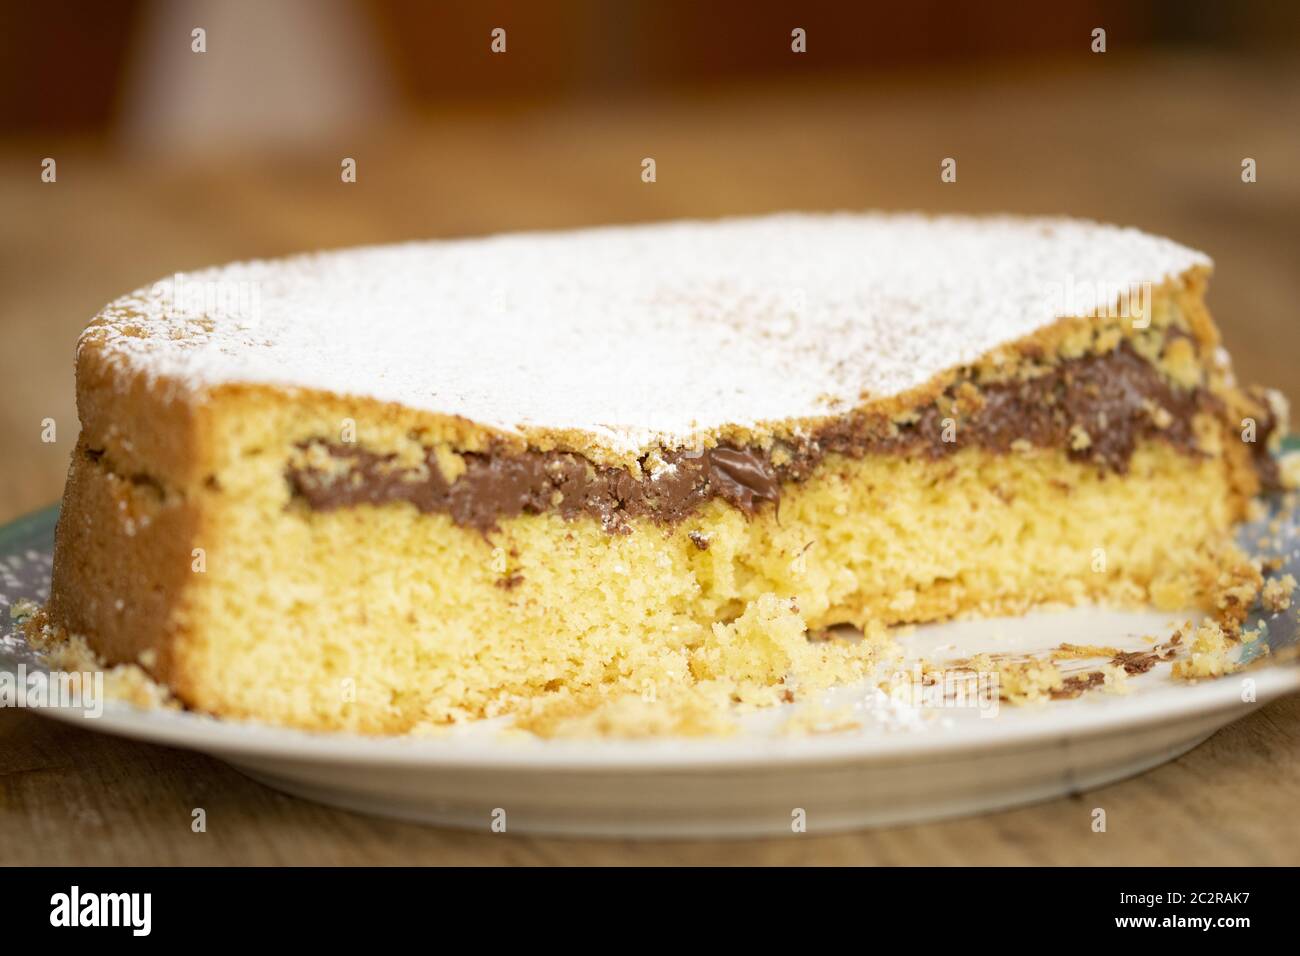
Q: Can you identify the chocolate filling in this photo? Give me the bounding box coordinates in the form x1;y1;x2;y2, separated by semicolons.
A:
286;343;1254;533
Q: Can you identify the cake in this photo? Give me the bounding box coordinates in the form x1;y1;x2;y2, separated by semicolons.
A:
47;213;1284;733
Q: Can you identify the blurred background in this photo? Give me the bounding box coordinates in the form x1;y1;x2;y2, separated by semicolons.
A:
2;0;1298;521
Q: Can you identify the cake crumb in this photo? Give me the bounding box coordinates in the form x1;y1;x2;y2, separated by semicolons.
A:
22;609;178;711
1052;643;1122;660
960;652;1064;704
1171;619;1240;680
1101;662;1133;694
1260;574;1296;612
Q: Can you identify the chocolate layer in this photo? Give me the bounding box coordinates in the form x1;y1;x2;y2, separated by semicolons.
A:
289;437;782;533
287;343;1227;533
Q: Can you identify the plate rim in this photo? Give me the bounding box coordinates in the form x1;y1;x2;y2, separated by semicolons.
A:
24;664;1297;771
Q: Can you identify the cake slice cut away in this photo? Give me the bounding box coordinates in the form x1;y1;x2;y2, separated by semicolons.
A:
47;213;1285;732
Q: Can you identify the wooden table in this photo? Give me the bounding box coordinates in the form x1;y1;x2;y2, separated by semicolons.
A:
3;55;1298;865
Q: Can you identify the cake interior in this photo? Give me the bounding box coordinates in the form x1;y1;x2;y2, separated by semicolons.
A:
75;440;1244;733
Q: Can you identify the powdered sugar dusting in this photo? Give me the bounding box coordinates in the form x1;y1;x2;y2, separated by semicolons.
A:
84;212;1210;455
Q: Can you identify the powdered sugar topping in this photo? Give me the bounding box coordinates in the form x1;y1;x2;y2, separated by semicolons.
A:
84;212;1211;455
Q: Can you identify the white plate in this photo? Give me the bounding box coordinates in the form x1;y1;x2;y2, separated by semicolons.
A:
4;504;1299;838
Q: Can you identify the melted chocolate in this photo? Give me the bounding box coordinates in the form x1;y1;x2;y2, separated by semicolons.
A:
289;440;780;533
286;343;1233;533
